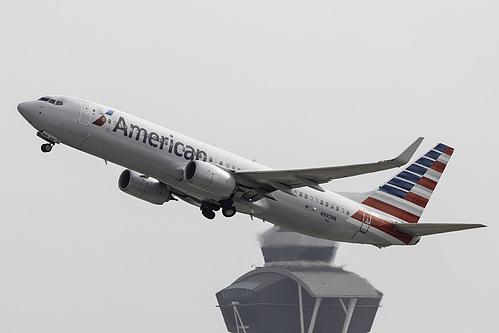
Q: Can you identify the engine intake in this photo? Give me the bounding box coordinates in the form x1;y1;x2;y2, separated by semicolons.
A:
184;161;236;198
118;169;171;205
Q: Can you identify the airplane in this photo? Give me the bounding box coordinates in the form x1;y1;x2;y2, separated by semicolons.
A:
17;96;485;247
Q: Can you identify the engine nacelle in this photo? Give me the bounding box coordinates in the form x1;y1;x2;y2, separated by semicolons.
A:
118;169;171;205
184;160;237;198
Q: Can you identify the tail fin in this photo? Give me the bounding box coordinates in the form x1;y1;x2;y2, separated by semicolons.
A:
362;143;454;223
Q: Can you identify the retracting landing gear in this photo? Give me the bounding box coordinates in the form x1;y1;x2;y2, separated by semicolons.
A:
222;206;236;217
221;199;237;218
41;143;53;153
200;199;237;219
37;131;59;153
201;201;219;220
201;207;216;220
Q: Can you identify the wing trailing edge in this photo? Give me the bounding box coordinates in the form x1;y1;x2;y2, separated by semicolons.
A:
235;137;424;201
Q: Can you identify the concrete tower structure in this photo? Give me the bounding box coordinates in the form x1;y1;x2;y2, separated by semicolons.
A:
216;227;382;333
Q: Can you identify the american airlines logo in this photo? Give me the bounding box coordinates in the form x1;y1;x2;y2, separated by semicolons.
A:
111;116;208;161
92;110;115;126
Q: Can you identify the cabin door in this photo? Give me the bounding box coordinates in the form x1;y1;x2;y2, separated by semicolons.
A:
79;101;91;125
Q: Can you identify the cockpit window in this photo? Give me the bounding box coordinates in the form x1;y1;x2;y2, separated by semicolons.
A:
38;97;63;106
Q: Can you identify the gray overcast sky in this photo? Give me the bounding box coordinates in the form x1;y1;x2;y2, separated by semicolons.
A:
2;1;498;332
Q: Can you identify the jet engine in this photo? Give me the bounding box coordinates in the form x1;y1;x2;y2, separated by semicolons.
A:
118;169;172;205
184;160;237;198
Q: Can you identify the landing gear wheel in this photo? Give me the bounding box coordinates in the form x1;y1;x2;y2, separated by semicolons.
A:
201;208;216;220
41;143;53;153
222;206;237;218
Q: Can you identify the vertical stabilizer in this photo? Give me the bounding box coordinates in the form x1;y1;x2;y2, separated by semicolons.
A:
362;143;454;223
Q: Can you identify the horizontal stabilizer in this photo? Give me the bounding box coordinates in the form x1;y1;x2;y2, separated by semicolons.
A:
394;223;486;237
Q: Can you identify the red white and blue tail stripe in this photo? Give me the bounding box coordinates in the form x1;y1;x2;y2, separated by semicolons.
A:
362;143;454;223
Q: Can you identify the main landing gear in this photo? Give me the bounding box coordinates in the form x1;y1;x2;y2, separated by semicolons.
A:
201;200;237;220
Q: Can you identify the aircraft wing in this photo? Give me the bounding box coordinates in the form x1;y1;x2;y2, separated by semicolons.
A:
394;223;486;236
234;137;424;201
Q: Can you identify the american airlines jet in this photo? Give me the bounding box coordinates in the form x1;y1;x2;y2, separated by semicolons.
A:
17;96;485;247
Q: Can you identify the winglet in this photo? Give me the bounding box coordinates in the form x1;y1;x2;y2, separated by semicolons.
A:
385;137;424;167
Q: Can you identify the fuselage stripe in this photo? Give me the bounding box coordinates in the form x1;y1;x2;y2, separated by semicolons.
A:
371;191;424;216
351;211;414;244
362;197;420;223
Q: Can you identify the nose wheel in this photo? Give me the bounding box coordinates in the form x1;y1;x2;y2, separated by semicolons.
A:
41;143;53;153
37;131;59;153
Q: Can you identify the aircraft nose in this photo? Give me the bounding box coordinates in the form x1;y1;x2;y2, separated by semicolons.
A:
17;102;35;121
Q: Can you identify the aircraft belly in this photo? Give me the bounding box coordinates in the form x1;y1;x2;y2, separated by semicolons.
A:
257;195;356;242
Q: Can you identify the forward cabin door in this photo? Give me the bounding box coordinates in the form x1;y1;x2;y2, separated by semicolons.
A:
360;209;372;233
79;101;91;125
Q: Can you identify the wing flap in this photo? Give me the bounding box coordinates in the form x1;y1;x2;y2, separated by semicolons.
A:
394;223;486;236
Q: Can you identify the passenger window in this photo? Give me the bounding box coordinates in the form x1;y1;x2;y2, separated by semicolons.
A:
341;208;345;213
346;210;350;215
310;196;313;201
299;192;303;197
320;200;324;205
325;202;329;207
304;194;308;199
315;198;318;203
209;157;213;163
336;206;339;211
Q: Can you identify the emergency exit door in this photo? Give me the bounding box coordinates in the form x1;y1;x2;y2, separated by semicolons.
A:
360;210;372;233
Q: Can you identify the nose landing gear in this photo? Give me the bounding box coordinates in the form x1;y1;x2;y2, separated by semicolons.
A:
36;131;60;153
41;143;53;153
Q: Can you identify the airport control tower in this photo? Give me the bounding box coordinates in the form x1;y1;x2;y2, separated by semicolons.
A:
216;227;382;333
